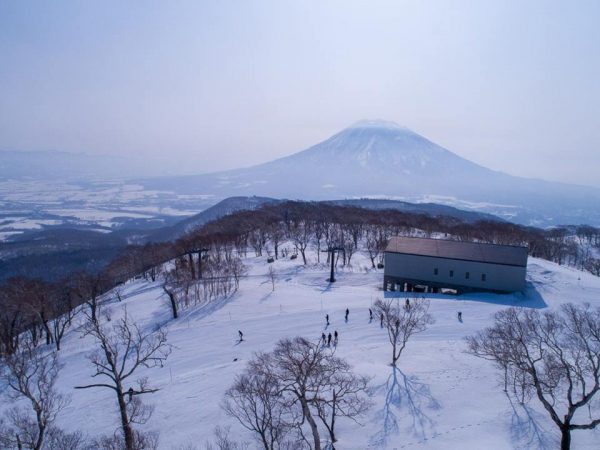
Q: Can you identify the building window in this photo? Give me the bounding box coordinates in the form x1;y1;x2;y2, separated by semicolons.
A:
465;272;470;279
482;274;487;282
434;268;438;275
449;270;454;277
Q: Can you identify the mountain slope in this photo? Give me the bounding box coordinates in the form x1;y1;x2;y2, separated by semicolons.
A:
140;121;600;226
19;251;600;448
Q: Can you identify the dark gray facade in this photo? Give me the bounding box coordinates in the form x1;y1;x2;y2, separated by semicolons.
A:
383;237;528;294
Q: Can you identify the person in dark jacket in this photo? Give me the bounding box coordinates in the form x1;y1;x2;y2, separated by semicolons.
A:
238;330;244;341
334;330;338;345
345;308;349;322
327;332;332;346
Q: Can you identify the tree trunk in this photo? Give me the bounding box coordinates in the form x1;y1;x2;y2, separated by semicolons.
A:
168;291;178;319
89;300;97;324
188;253;196;279
33;408;45;450
330;391;337;442
117;386;135;450
259;432;270;450
300;396;321;450
300;249;307;265
560;427;571;450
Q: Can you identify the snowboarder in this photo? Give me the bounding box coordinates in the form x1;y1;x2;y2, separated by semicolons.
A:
345;308;349;322
369;308;373;321
326;314;330;326
238;330;244;341
327;332;332;346
458;311;462;322
334;330;338;345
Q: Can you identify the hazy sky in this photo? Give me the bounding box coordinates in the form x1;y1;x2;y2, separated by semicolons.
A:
1;1;599;186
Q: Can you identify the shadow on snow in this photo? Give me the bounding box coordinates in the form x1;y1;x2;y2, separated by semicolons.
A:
370;366;441;447
506;394;558;450
383;281;547;309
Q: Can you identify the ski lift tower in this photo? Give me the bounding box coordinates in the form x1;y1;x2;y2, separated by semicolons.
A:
322;246;345;283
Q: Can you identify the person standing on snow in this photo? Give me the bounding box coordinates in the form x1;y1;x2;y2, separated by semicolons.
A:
327;332;332;346
345;308;349;322
369;308;373;321
238;330;244;341
321;332;326;344
326;314;330;326
334;330;338;345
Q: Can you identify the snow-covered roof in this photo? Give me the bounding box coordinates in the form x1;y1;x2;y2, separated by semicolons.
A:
385;236;528;267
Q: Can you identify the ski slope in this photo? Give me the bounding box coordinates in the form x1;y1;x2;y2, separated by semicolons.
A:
21;251;600;449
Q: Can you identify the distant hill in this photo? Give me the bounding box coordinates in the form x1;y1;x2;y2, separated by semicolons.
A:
139;120;600;227
150;196;504;243
147;196;280;242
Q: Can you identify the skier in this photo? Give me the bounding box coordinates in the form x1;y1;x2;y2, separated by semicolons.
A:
334;330;338;345
369;308;373;321
327;332;332;346
326;314;330;326
238;330;244;341
458;311;463;321
345;308;349;322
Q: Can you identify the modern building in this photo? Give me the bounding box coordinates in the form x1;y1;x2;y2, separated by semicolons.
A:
383;236;528;294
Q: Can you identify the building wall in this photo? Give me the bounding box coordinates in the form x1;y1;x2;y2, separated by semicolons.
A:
384;252;526;292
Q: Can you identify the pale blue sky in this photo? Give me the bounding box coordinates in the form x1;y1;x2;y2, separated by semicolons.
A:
1;1;599;186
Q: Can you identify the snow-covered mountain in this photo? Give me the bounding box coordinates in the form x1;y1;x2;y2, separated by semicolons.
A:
141;120;600;226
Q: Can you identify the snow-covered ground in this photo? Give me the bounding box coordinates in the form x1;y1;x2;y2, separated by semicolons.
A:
17;251;600;449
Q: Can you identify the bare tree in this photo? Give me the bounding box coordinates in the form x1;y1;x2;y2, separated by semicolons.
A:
268;225;284;260
162;268;186;320
267;266;276;292
313;358;372;443
374;298;434;366
75;309;171;450
223;366;289;450
364;226;388;269
50;286;76;352
203;426;250;450
72;272;108;325
0;340;70;450
466;304;600;450
286;221;312;265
